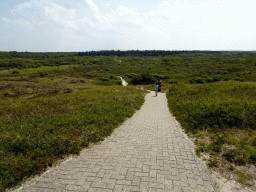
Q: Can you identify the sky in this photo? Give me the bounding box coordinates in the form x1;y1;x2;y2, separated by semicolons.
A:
0;0;256;52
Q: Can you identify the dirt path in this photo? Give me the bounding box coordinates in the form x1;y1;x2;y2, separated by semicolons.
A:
117;76;128;86
12;91;216;192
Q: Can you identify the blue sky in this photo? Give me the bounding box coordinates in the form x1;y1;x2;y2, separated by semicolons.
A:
0;0;256;52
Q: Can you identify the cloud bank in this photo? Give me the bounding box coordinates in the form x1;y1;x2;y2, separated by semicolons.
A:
0;0;255;51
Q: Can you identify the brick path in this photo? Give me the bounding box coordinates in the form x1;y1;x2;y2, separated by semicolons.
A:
19;91;216;192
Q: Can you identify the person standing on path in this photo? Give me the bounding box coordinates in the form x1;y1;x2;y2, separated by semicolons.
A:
157;79;162;92
154;82;158;96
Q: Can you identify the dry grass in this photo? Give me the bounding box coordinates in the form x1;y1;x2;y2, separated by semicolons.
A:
0;75;103;101
193;129;256;190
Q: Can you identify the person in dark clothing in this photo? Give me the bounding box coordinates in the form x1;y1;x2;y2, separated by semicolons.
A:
157;79;162;92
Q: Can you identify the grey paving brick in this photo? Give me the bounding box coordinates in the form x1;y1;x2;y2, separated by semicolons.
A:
140;182;149;192
23;186;39;192
126;171;135;180
173;185;183;192
64;184;81;191
95;189;112;192
79;181;92;191
14;91;216;192
105;179;116;189
91;180;107;188
113;184;123;192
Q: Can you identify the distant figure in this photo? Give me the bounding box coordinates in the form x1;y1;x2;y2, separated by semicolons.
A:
157;79;162;92
154;83;158;96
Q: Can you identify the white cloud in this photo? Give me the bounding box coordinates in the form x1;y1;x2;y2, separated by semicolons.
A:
1;0;256;51
0;16;34;31
85;0;99;14
14;1;33;12
10;0;82;29
1;17;11;23
44;2;66;21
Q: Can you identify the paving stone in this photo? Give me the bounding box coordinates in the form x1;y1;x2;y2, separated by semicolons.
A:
23;186;39;192
64;185;81;191
113;184;123;192
140;182;149;192
14;91;216;192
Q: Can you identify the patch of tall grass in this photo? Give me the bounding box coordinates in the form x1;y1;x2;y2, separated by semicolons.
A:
167;81;256;132
0;86;145;191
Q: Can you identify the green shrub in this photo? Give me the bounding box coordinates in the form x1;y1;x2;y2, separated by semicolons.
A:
12;71;20;75
237;171;253;185
223;149;237;162
252;138;256;146
39;71;49;77
98;77;109;82
115;80;122;85
152;74;170;79
125;73;137;78
190;77;206;84
129;72;156;85
169;79;178;84
0;86;145;191
213;76;223;82
207;157;219;167
233;77;244;82
196;142;210;156
203;75;214;83
167;82;256;132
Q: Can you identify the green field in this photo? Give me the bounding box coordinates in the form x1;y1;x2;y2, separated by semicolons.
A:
0;64;80;76
1;51;256;191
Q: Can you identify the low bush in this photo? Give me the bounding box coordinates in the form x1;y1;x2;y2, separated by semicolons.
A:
213;75;223;82
233;76;244;82
190;75;226;84
169;79;178;84
12;71;19;75
0;86;145;191
128;72;156;85
39;71;49;77
152;74;170;79
167;81;256;132
98;77;109;82
115;80;122;85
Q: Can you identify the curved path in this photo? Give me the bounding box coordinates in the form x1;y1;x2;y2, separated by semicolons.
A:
117;76;128;86
18;91;216;192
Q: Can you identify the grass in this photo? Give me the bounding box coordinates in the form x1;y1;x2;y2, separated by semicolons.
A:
0;65;80;76
0;86;145;191
1;52;256;190
0;66;124;101
0;64;146;191
166;81;256;188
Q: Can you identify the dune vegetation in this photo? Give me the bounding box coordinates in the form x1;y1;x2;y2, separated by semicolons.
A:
1;50;256;191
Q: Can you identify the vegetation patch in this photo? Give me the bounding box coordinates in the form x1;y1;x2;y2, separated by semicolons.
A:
167;81;256;189
125;72;156;85
0;86;145;191
1;51;256;191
